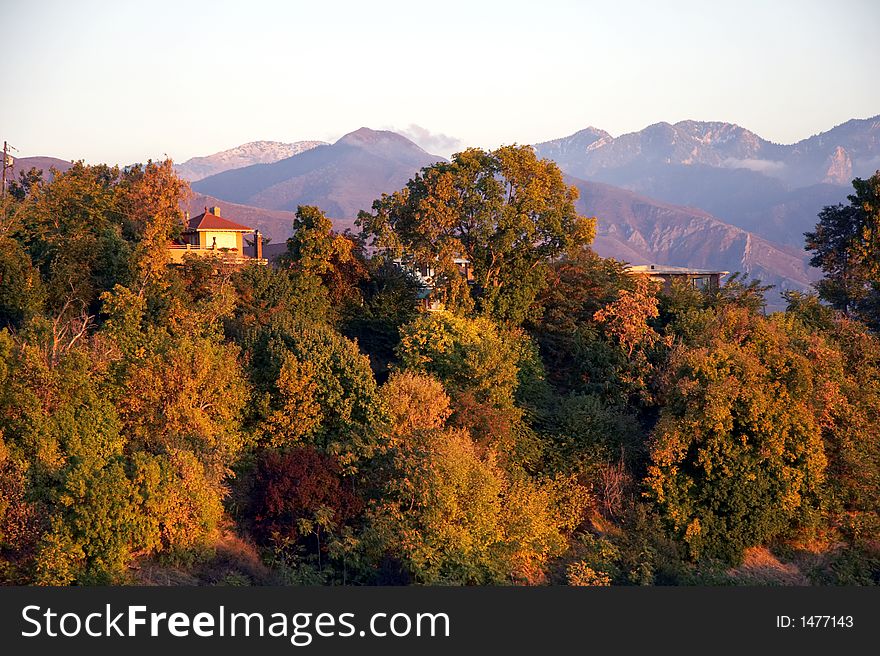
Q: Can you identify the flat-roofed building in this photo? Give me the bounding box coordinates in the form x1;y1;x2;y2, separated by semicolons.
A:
626;264;728;291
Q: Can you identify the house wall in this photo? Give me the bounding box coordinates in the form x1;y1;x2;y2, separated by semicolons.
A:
203;231;239;251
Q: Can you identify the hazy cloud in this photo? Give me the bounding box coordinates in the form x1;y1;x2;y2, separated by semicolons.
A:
391;124;462;156
722;157;787;176
855;155;880;176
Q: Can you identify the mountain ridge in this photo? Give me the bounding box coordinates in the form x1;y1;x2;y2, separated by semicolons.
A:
191;127;445;218
536;114;880;186
174;140;327;182
534;114;880;248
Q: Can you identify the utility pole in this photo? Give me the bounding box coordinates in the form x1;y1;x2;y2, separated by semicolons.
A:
1;141;18;228
1;140;18;200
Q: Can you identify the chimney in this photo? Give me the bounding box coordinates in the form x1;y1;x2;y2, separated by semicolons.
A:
212;206;221;216
255;229;263;260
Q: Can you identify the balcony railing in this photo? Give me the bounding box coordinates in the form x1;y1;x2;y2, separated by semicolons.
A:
167;244;267;266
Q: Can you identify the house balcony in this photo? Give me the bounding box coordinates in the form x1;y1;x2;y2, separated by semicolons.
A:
167;244;267;266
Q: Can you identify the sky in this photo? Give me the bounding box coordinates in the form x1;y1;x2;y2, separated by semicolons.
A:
2;0;879;164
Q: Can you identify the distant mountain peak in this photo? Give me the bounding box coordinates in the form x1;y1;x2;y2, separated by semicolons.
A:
576;126;612;138
339;127;384;141
337;127;427;151
191;127;443;220
175;140;327;181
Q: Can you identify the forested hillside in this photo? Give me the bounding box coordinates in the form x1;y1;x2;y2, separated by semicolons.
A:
0;152;878;586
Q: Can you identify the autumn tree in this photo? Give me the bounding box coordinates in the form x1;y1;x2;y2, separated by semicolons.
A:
250;448;363;563
783;297;880;546
361;426;569;585
246;319;388;471
646;308;830;563
396;310;521;411
97;283;248;557
281;205;367;313
116;159;190;294
395;310;528;445
0;326;158;584
359;146;596;325
14;162;130;317
379;371;452;445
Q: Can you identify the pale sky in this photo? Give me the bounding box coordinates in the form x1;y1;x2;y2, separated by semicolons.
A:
2;0;879;163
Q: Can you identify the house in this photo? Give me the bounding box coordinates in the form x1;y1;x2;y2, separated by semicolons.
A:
626;264;728;291
167;206;267;265
392;256;474;311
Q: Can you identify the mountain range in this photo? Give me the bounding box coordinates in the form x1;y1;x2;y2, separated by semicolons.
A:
4;156;73;182
8;115;880;309
534;117;880;187
568;177;815;299
191;128;443;219
534;116;880;248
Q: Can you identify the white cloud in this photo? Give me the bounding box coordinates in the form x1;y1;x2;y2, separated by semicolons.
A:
390;124;462;157
722;157;787;175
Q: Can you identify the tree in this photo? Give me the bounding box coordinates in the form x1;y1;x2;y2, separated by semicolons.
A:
0;237;45;328
359;146;595;325
260;353;323;448
362;427;568;584
113;326;248;484
530;249;638;395
593;276;662;359
281;205;367;314
15;162;131;317
116;159;190;294
99;283;248;554
396;310;521;412
0;326;159;584
379;371;452;445
283;205;337;275
646;308;829;563
227;264;332;342
805;171;880;329
250;448;363;562
247;319;388;472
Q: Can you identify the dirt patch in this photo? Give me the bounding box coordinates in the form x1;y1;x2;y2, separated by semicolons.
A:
132;523;271;586
727;546;810;585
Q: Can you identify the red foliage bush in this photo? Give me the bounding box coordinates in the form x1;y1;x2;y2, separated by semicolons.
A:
251;447;363;549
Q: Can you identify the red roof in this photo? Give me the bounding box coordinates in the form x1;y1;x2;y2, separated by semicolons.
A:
185;207;253;232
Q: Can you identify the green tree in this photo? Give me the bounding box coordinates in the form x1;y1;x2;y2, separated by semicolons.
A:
281;205;367;314
646;308;829;563
396;310;521;412
359;146;595;325
805;172;880;329
15;162;131;316
247;319;387;472
341;260;421;381
0;237;45;328
362;426;568;585
227;264;332;342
